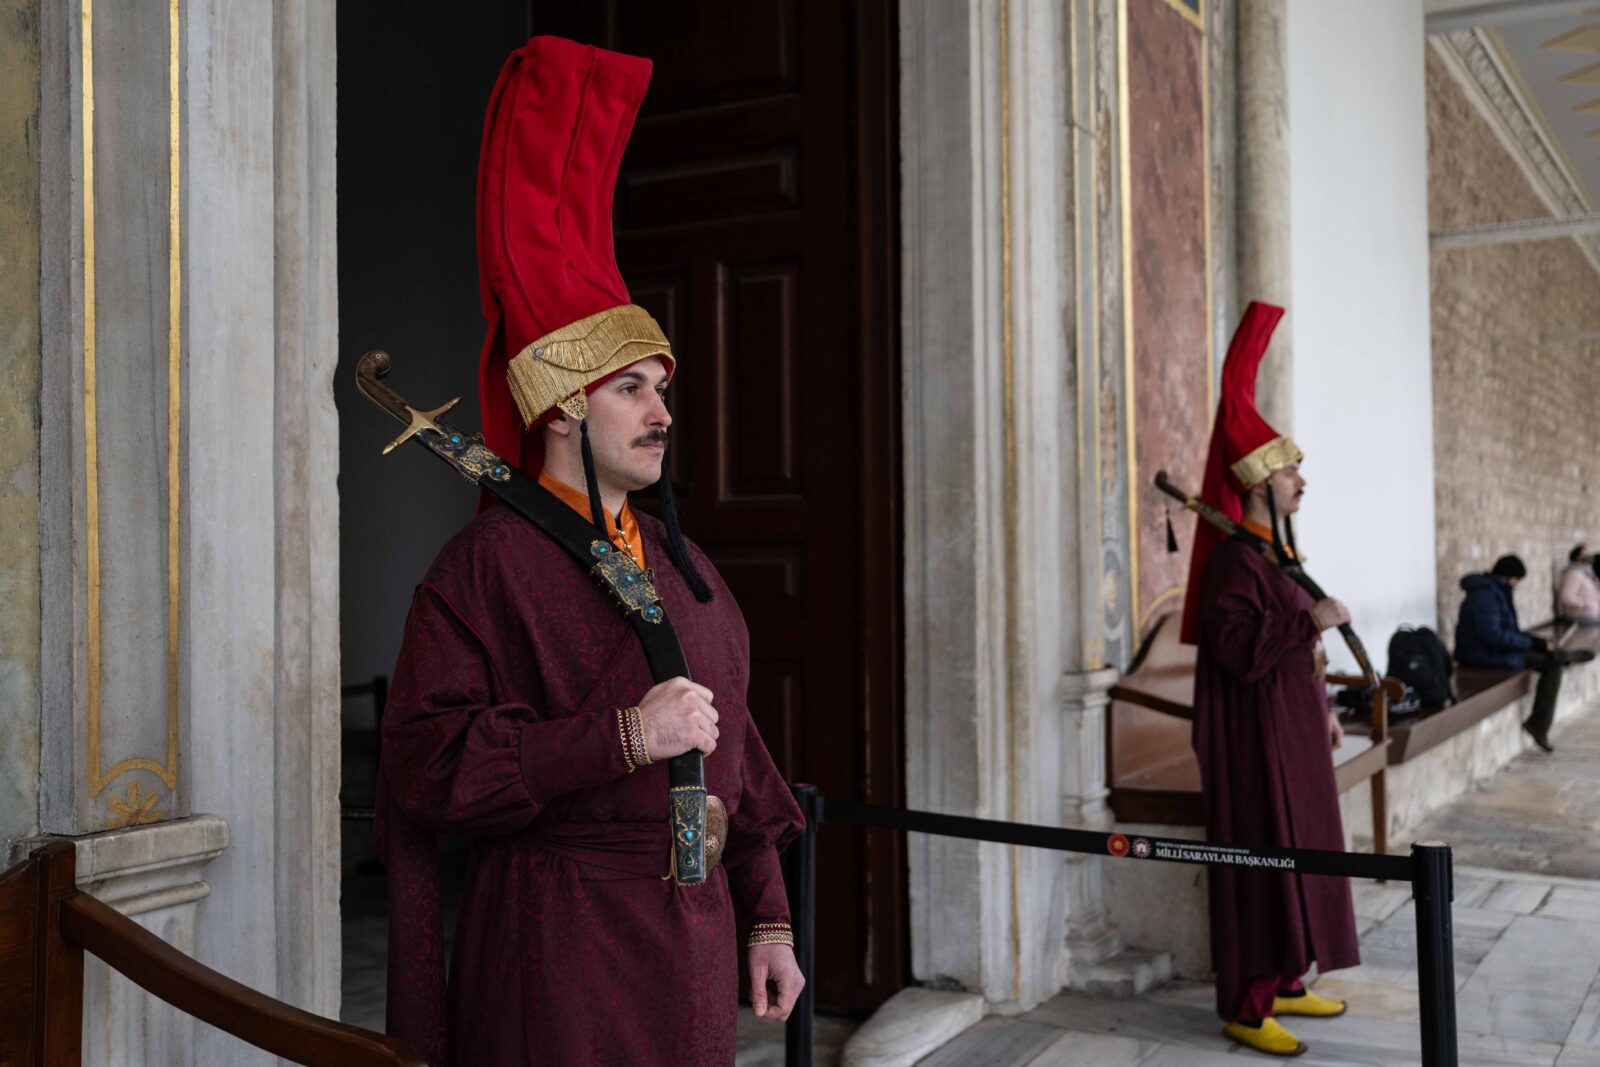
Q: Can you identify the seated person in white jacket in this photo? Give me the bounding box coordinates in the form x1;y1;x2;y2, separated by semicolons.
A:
1557;543;1600;627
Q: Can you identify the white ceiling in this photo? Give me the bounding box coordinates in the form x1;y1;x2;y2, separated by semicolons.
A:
1428;0;1600;209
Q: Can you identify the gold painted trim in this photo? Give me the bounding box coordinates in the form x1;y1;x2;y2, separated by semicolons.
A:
1201;3;1214;420
1118;0;1138;636
1155;0;1203;32
82;0;102;793
999;0;1023;1001
164;0;181;782
84;0;182;803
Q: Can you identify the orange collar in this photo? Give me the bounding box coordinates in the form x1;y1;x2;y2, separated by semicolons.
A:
1240;517;1297;560
537;469;647;572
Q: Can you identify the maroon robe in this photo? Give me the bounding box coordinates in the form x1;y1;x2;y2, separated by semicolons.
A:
376;503;803;1066
1193;536;1360;1013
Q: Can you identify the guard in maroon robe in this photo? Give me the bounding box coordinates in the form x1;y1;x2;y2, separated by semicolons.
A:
1182;302;1360;1057
375;37;805;1066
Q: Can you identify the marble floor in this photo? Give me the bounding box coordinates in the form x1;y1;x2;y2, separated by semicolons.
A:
856;697;1600;1066
344;698;1600;1064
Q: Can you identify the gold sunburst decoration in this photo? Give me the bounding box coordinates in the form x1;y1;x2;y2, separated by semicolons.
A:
106;781;166;829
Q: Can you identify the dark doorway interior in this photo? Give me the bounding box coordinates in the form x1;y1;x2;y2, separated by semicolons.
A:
336;0;903;1022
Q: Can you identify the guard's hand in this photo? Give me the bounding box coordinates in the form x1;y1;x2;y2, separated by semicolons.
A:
1310;598;1351;631
749;943;805;1020
1329;710;1345;750
637;677;719;759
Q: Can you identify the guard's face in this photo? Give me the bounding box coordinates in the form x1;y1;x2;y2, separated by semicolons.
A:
584;356;673;493
1262;463;1306;515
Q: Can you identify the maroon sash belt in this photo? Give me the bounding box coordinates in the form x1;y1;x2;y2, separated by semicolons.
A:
525;798;729;880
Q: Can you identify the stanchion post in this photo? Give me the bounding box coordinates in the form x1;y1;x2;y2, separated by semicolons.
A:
785;785;820;1067
1412;841;1458;1067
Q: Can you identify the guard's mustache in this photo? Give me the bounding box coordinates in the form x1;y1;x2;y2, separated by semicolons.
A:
633;429;669;448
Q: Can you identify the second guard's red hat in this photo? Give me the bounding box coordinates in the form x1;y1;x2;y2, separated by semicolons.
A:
475;35;673;476
1179;301;1301;644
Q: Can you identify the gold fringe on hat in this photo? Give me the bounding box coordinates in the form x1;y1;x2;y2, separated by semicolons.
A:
506;304;673;425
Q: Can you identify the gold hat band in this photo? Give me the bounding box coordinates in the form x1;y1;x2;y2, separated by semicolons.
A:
506;304;673;425
1229;435;1303;489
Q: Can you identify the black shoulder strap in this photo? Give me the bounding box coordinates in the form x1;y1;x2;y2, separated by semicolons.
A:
420;426;710;884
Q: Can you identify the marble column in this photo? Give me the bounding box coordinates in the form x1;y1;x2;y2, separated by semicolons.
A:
1235;0;1293;431
1060;667;1122;976
900;0;1126;1015
25;2;343;1063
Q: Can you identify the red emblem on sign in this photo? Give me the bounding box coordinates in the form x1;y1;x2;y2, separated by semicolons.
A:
1132;838;1152;859
1107;834;1130;857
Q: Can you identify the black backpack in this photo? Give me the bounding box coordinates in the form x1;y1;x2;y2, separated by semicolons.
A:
1386;626;1454;708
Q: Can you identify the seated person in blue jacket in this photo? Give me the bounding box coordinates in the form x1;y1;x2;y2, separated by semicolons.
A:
1455;555;1574;753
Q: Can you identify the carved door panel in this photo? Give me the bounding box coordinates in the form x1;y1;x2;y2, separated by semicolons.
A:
532;0;904;1010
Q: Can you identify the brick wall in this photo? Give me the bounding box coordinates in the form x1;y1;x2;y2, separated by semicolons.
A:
1428;47;1600;648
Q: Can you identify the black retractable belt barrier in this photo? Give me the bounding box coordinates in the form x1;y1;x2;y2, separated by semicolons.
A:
1412;841;1458;1066
782;788;1458;1067
783;786;819;1067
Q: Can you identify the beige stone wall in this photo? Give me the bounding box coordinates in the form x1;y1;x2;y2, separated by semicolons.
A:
1428;48;1600;647
0;0;41;850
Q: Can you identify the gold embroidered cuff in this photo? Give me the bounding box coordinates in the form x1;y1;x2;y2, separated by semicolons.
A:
748;922;795;948
618;706;651;772
506;304;674;426
1229;435;1303;489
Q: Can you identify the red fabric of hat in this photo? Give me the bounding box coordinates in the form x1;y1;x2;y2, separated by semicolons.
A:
1179;301;1292;645
475;35;661;476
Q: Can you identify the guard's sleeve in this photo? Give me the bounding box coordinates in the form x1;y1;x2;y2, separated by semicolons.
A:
723;715;805;940
1201;566;1322;685
380;583;633;835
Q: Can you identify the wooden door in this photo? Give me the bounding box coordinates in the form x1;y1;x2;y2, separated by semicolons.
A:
531;0;905;1011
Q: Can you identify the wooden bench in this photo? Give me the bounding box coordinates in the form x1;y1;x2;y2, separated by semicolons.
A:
1378;622;1600;763
1106;612;1397;855
0;841;424;1067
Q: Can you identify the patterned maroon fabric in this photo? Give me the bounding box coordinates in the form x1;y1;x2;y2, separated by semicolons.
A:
1193;537;1360;1022
376;504;803;1065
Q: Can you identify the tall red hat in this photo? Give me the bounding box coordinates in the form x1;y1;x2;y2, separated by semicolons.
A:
1179;301;1301;644
476;36;674;476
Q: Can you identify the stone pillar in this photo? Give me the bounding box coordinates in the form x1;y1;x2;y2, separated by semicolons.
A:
1059;667;1121;976
901;0;1010;1002
26;2;343;1062
39;0;190;840
901;0;1124;1015
1235;0;1293;430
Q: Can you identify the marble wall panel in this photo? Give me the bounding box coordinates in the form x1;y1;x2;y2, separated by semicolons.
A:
1126;0;1210;638
0;0;43;851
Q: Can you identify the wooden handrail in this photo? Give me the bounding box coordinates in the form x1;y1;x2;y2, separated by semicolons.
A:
4;839;428;1067
58;891;424;1066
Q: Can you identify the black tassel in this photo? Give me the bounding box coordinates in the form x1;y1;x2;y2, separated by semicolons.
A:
657;448;715;603
1266;485;1291;566
1284;513;1300;562
1165;505;1179;553
579;420;607;534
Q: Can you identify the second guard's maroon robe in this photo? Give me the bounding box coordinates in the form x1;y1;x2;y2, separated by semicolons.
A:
1193;536;1360;1006
376;503;803;1066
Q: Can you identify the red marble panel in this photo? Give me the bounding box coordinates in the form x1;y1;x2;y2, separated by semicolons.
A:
1129;0;1209;636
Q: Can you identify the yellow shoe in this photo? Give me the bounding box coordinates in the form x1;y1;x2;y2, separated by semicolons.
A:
1223;1018;1308;1057
1273;989;1347;1017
